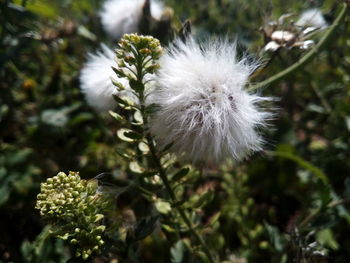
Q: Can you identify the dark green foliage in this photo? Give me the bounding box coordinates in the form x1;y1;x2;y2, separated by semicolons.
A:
1;0;350;262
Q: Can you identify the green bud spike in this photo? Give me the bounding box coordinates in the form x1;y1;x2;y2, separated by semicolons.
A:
35;171;113;259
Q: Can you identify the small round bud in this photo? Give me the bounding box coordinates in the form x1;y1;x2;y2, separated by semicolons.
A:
35;171;112;259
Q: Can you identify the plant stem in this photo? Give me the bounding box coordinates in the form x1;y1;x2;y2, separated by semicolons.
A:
145;133;216;263
134;47;215;263
310;82;332;114
299;197;350;229
249;2;349;91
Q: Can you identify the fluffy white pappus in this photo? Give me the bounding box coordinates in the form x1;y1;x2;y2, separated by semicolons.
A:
296;8;327;29
100;0;165;39
148;38;272;163
79;45;129;112
150;0;164;20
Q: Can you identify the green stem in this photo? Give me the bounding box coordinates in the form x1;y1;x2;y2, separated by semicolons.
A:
310;82;332;113
136;68;215;263
299;197;350;229
249;2;349;91
133;46;215;263
146;134;216;263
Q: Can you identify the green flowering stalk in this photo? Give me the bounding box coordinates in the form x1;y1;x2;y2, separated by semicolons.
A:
111;34;216;263
36;171;112;260
113;33;162;100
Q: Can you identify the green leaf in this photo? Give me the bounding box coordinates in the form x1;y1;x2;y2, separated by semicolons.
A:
113;95;135;110
40;105;80;128
115;149;135;161
77;25;96;41
69;112;94;126
271;150;329;185
129;216;159;242
13;0;58;18
161;142;175;153
7;148;32;166
0;167;6;180
345;116;350;131
129;161;145;174
172;199;187;208
0;104;9;121
0;182;10;207
21;226;69;263
129;79;144;93
207;212;221;227
171;240;193;263
138;141;149;153
264;223;285;252
172;167;190;182
192;191;214;209
316;229;339;250
124;131;143;140
109;110;125;122
155;200;172;214
141;171;158;178
330;190;350;223
112;66;127;78
307;104;326;114
117;128;141;142
133;110;144;125
112;78;126;91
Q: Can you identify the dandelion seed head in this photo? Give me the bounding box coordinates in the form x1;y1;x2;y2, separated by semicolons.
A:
148;38;272;163
150;0;164;20
100;0;165;40
296;8;327;29
79;44;131;111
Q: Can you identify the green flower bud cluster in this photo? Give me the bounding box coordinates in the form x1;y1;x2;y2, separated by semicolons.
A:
116;33;162;78
36;172;112;260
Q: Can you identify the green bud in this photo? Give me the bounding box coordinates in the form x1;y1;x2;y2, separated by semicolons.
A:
114;33;162;83
82;252;89;260
47;178;53;184
35;171;113;259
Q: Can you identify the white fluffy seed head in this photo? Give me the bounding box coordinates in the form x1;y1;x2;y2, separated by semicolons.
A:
79;45;130;112
296;8;327;29
150;0;164;20
100;0;165;40
148;38;272;163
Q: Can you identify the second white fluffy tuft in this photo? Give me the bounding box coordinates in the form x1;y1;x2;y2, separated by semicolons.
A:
296;8;327;29
100;0;164;40
79;45;130;112
148;38;272;163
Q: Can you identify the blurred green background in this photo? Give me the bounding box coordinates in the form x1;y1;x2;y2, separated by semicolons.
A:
1;0;350;262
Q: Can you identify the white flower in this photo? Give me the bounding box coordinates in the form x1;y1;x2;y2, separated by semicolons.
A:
296;8;327;29
148;38;272;163
100;0;165;40
79;44;129;111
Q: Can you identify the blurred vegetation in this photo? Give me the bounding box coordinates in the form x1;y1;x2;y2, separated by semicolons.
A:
1;0;350;262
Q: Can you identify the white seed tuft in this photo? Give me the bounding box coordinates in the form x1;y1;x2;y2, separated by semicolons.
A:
79;44;131;112
296;8;327;29
100;0;165;40
148;37;273;163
